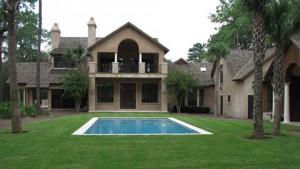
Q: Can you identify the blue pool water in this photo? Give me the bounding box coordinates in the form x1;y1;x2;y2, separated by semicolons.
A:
73;117;212;135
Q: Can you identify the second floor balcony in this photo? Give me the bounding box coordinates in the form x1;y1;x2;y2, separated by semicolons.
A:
95;62;165;74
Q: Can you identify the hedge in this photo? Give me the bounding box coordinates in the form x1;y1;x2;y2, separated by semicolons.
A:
172;106;210;114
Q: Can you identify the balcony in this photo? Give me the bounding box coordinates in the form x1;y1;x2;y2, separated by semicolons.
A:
90;62;167;76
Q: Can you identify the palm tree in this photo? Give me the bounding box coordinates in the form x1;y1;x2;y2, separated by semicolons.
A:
207;43;230;116
64;44;92;73
36;0;42;114
241;0;271;138
266;0;300;135
6;0;21;133
0;1;7;101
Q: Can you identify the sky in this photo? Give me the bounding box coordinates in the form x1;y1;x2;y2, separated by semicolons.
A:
42;0;220;61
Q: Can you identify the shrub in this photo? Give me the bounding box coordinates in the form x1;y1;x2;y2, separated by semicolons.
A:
42;109;51;116
20;105;37;117
0;102;11;119
25;105;37;117
173;106;210;114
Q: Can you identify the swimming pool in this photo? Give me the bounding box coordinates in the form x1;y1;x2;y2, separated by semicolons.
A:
73;117;212;135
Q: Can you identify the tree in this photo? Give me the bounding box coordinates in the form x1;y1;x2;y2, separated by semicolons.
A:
207;42;230;116
187;43;210;63
163;68;198;113
16;7;50;62
36;0;42;114
209;0;252;49
61;70;90;113
0;1;7;101
64;44;92;73
265;0;300;135
6;0;21;133
242;0;271;139
0;0;49;101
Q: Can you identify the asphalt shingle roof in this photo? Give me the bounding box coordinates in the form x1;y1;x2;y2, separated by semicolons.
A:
16;62;66;87
232;48;275;80
170;59;214;86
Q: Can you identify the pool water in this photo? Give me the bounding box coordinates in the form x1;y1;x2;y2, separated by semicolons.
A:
73;117;212;135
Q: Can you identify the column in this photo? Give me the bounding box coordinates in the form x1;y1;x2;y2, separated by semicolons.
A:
283;83;290;123
196;89;200;107
114;53;118;63
112;53;119;73
138;53;145;73
139;53;142;63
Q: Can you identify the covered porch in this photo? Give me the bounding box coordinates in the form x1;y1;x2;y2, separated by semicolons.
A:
88;77;168;112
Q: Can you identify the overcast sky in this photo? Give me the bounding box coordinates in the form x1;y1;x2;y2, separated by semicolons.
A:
43;0;220;61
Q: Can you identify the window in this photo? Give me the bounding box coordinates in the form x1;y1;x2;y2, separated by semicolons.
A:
142;83;158;103
228;95;231;103
199;87;205;106
188;87;197;106
220;64;223;84
54;56;75;68
268;85;273;112
97;82;114;103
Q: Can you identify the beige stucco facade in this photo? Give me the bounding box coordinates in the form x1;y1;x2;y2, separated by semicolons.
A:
213;52;274;119
86;21;169;112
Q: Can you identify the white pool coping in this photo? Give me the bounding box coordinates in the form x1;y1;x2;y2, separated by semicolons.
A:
72;117;212;136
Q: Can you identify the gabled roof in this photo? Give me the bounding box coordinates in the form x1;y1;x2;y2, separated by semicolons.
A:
232;48;275;81
51;37;102;55
210;49;276;81
211;50;253;78
173;58;189;65
87;22;169;54
169;59;214;86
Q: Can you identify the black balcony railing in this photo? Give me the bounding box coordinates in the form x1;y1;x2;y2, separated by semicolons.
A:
119;64;138;73
98;63;112;73
145;64;158;73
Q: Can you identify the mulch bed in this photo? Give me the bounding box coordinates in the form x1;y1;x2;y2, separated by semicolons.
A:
288;130;300;136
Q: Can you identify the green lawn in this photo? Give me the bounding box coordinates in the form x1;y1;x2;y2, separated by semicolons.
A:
0;112;300;169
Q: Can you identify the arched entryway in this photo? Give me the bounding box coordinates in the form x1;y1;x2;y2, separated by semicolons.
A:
118;39;139;73
286;63;300;121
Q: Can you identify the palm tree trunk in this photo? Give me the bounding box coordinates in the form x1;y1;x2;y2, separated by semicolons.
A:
272;47;286;135
252;12;266;139
36;0;42;114
7;0;21;134
0;34;4;101
214;60;220;116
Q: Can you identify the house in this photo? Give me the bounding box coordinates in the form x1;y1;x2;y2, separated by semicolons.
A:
167;58;215;112
210;35;300;122
211;49;274;119
16;17;169;112
270;35;300;122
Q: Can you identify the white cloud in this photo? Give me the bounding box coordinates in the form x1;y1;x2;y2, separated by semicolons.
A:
43;0;220;61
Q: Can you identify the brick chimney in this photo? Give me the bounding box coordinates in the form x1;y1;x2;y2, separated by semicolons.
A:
51;23;61;50
87;17;97;47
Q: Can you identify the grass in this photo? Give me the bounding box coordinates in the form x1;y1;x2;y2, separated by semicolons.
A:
0;112;300;169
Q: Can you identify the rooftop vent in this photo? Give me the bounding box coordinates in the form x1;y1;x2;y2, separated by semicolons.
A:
200;67;207;72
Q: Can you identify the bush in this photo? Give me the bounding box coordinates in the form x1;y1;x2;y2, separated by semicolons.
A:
0;102;11;119
20;105;37;117
42;109;51;116
172;106;210;114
